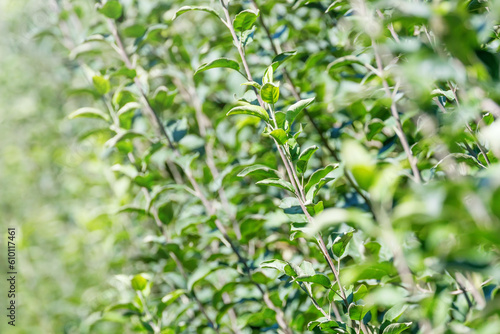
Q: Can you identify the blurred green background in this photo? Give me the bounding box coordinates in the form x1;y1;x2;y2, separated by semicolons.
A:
0;1;133;332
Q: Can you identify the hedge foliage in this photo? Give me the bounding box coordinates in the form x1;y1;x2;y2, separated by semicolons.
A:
26;0;500;333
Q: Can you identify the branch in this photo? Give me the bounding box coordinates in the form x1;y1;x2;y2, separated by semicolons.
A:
221;1;349;312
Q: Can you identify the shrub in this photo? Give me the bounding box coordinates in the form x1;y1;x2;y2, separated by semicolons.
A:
55;0;500;332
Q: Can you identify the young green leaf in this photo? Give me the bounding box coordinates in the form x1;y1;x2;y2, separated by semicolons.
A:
383;304;408;322
97;0;123;19
286;97;315;124
117;102;141;117
382;323;412;334
172;6;221;21
260;259;287;273
161;289;186;306
332;230;354;258
305;164;337;194
227;105;269;123
348;303;370;321
297;145;319;174
353;284;368;301
294;273;331;288
261;82;280;104
263;65;274;85
256;178;295;193
269;128;288;145
194;58;240;75
327;55;364;71
237;164;279;178
131;274;148;291
68;107;110;121
233;9;259;33
92;75;110;95
307;317;340;330
241;81;261;90
272;50;297;65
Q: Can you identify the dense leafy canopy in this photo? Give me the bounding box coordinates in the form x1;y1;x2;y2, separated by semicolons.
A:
4;0;500;333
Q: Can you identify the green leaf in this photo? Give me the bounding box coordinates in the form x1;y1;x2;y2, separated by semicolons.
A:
131;274;148;291
260;259;287;273
227;105;269;123
327;55;364;70
294;273;331;288
263;65;273;85
241;81;261;90
286;97;315;124
194;58;240;75
431;89;455;101
261;82;280;104
269;128;288;145
187;265;222;291
172;6;221;21
272;51;297;66
98;0;123;19
353;284;368;302
256;178;295;193
237;164;279;178
332;230;354;258
383;304;408;322
307;317;340;330
68;107;110;121
117;102;141;117
297;145;318;174
284;263;299;277
382;323;412;334
105;131;146;148
348;303;370;321
92;75;110;95
161;289;186;306
305;164;337;194
233;9;259;33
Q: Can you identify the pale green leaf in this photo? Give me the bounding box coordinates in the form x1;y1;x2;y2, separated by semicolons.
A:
286;97;315;124
233;9;259;32
194;58;240;75
98;0;123;19
172;6;221;21
256;178;295;193
227;105;269;123
261;82;280;104
131;274;148;291
297;145;318;174
68;107;110;121
269;128;288;145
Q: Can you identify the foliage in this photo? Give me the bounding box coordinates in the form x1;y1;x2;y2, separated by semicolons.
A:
7;0;500;333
